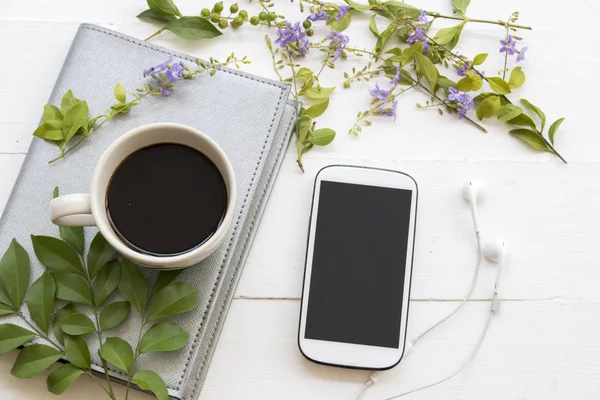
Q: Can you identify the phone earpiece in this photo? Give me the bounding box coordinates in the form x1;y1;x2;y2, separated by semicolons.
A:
482;238;505;264
463;181;482;233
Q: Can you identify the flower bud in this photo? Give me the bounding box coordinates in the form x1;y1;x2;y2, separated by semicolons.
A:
267;12;276;21
303;20;312;29
219;19;228;29
201;8;210;17
239;10;248;19
259;11;267;21
213;2;224;13
210;13;221;23
306;28;314;37
230;3;239;13
250;16;259;25
232;16;243;27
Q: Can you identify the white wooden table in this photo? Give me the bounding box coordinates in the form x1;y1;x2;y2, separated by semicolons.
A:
2;0;600;399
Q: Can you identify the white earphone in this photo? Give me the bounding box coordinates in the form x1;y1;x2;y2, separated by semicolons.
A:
358;180;507;400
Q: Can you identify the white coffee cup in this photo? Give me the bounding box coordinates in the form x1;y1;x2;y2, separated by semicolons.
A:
50;123;236;269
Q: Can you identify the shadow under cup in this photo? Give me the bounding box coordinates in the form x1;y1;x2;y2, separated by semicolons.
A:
91;124;236;266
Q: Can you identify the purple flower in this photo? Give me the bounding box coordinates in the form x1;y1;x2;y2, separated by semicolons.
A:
369;84;390;101
307;10;329;21
165;62;185;83
325;31;350;61
275;22;309;57
407;27;430;52
143;56;187;96
517;46;528;62
448;86;473;119
335;5;350;20
499;35;517;55
456;61;469;77
418;9;429;26
376;100;398;121
389;67;401;86
144;56;173;77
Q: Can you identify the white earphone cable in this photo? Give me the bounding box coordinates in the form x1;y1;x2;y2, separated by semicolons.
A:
382;309;493;400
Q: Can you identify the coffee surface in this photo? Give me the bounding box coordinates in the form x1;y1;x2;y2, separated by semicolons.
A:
106;143;227;256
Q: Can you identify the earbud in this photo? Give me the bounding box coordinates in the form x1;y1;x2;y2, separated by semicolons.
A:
463;181;482;233
483;238;506;314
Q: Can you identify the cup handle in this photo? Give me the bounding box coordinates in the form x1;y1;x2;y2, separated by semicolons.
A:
50;194;96;226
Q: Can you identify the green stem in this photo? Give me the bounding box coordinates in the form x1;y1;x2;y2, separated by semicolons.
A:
429;13;532;30
17;313;63;352
124;321;146;400
85;371;115;399
144;28;166;41
351;85;416;132
289;60;304;172
501;13;514;80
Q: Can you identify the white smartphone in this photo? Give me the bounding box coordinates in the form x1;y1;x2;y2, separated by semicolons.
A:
298;165;418;370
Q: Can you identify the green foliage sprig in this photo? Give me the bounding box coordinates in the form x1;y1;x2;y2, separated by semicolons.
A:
136;0;568;168
0;188;199;399
33;55;249;163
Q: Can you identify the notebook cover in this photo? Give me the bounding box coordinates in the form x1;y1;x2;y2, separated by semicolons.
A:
0;24;295;399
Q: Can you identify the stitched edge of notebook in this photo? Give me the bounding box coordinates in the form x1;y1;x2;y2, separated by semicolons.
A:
77;24;289;392
186;104;296;400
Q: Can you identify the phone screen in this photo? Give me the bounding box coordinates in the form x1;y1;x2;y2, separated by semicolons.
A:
305;180;413;349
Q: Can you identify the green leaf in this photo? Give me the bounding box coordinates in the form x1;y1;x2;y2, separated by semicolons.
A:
454;74;482;92
52;272;93;305
62;101;89;144
87;232;115;278
118;260;148;314
0;303;14;316
43;105;63;122
520;99;546;131
166;17;222;40
0;239;30;309
0;324;36;355
100;301;130;330
476;95;501;120
508;112;537;131
473;92;508;107
304;98;329;119
152;269;184;296
304;86;335;100
100;337;133;374
549;117;565;145
146;282;199;323
472;53;488;65
31;235;83;275
330;12;352;32
436;76;456;91
59;226;84;256
33;121;64;141
60;312;96;335
139;322;189;354
53;304;77;346
487;77;511;95
92;260;121;306
296;67;313;80
64;335;90;369
369;14;380;38
147;0;182;16
307;128;336;146
384;1;420;18
375;24;396;56
47;364;84;395
397;42;422;66
345;0;374;12
137;9;177;23
0;280;13;308
60;90;80;115
414;53;438;89
296;116;312;143
497;104;523;122
26;273;55;333
132;370;169;400
114;83;126;103
452;0;471;15
432;22;465;50
508;67;525;89
510;129;551;152
11;344;61;379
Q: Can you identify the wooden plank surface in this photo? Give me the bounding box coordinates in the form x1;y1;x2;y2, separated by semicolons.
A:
1;0;600;399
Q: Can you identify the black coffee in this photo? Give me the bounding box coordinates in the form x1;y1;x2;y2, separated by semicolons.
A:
106;143;227;256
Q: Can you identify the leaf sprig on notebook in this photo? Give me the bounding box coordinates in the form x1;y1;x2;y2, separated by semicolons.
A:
0;189;199;399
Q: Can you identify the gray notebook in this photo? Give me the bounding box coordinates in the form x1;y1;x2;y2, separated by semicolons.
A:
0;24;295;399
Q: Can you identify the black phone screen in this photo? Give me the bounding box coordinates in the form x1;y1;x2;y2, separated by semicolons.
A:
304;180;413;349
